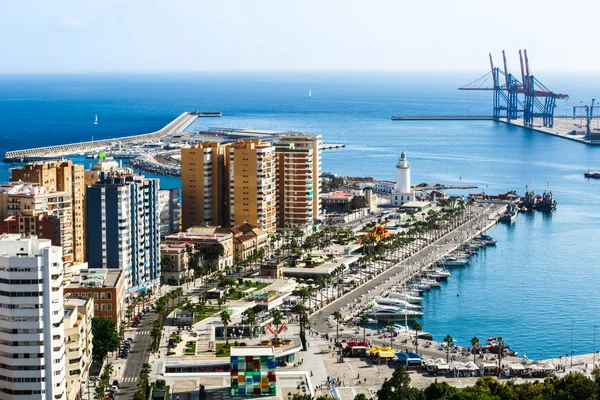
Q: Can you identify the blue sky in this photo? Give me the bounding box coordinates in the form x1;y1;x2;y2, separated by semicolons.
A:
2;0;599;73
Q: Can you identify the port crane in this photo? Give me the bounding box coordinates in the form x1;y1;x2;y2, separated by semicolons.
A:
459;50;569;128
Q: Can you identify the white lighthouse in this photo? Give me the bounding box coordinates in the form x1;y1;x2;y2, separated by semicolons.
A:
392;151;414;206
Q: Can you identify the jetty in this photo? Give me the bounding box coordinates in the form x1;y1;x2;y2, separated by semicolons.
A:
3;112;198;162
391;116;493;121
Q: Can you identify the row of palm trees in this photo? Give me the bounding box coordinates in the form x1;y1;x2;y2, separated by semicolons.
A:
149;287;184;352
93;362;114;400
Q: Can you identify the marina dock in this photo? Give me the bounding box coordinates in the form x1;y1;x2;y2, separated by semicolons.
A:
3;112;198;162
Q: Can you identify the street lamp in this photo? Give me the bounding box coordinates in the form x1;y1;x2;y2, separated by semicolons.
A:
594;325;597;369
571;319;574;368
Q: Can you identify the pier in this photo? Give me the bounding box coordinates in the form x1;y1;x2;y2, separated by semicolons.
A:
391;116;494;121
3;112;198;162
391;115;599;145
311;203;506;328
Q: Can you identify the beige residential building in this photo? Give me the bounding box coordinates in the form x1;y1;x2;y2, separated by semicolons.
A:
275;141;316;228
63;297;93;400
181;142;227;230
164;227;234;271
160;243;191;285
230;223;268;262
278;134;322;220
0;183;74;281
228;140;276;232
11;159;86;264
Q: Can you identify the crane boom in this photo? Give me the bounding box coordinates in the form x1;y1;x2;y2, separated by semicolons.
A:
502;50;510;90
519;50;526;93
489;53;497;88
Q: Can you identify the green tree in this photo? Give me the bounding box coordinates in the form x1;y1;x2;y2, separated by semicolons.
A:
359;315;370;343
471;336;480;364
377;365;424;400
220;310;232;343
333;311;343;344
91;317;119;362
423;381;458;400
443;334;454;363
354;394;368;400
242;308;257;338
412;321;423;354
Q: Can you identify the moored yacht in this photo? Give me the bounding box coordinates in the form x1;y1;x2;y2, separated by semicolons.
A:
375;297;423;309
388;291;423;303
367;305;423;321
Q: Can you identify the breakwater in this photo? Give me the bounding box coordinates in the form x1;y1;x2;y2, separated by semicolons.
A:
3;112;197;162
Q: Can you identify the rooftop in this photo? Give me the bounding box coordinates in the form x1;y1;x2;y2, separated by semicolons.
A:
67;269;122;289
230;346;276;357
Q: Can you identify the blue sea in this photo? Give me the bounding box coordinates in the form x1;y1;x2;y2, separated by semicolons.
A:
1;72;600;359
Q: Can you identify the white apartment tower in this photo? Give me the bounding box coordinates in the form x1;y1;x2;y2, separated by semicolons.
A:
392;151;414;206
0;234;66;400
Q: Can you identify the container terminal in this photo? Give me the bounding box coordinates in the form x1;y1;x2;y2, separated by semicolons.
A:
392;49;600;145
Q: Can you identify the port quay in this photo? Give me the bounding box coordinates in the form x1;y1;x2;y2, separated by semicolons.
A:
2;111;345;165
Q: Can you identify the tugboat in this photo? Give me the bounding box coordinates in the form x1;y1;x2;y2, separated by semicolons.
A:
536;187;557;211
522;185;537;211
500;202;518;223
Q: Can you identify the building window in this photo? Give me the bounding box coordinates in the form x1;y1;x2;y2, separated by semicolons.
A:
94;304;98;311
93;293;99;300
100;304;106;311
100;293;105;300
107;293;112;300
107;304;112;311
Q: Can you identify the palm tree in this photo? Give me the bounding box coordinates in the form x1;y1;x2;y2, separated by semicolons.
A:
471;336;480;363
359;315;370;343
333;311;343;344
220;310;232;343
386;321;395;348
243;308;257;339
497;337;505;375
444;334;454;363
271;308;283;331
412;322;423;354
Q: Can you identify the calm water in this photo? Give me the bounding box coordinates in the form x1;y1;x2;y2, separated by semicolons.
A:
1;72;599;358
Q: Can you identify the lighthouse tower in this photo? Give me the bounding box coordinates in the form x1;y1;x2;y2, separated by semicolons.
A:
392;151;414;206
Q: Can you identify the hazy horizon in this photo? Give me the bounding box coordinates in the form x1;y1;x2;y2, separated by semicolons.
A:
2;0;600;74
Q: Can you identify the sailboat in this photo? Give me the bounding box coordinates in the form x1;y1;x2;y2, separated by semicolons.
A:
94;115;98;125
308;89;312;98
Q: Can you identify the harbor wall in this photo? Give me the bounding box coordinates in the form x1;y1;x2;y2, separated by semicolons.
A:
3;112;196;162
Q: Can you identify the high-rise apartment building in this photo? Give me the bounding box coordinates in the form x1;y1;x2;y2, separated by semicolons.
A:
86;173;160;292
181;142;227;230
0;183;74;281
0;234;66;399
11;160;86;264
278;134;322;220
275;141;316;228
181;135;319;232
158;188;180;238
228;140;276;232
63;298;93;400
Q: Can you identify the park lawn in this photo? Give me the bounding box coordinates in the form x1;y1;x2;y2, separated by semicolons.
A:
193;307;220;324
184;342;196;356
215;342;231;357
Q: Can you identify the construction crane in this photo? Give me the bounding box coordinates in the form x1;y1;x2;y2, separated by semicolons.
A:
459;50;569;128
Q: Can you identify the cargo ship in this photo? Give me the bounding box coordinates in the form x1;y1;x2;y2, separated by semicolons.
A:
584;169;600;179
536;188;557;211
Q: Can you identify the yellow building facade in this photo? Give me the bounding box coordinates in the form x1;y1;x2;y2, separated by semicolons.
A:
10;160;86;264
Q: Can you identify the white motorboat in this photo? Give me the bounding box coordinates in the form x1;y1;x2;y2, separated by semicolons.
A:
412;281;431;290
375;297;423;309
388;291;423;303
440;256;469;267
428;269;450;280
474;234;497;246
366;305;423;321
352;316;377;324
419;278;440;287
